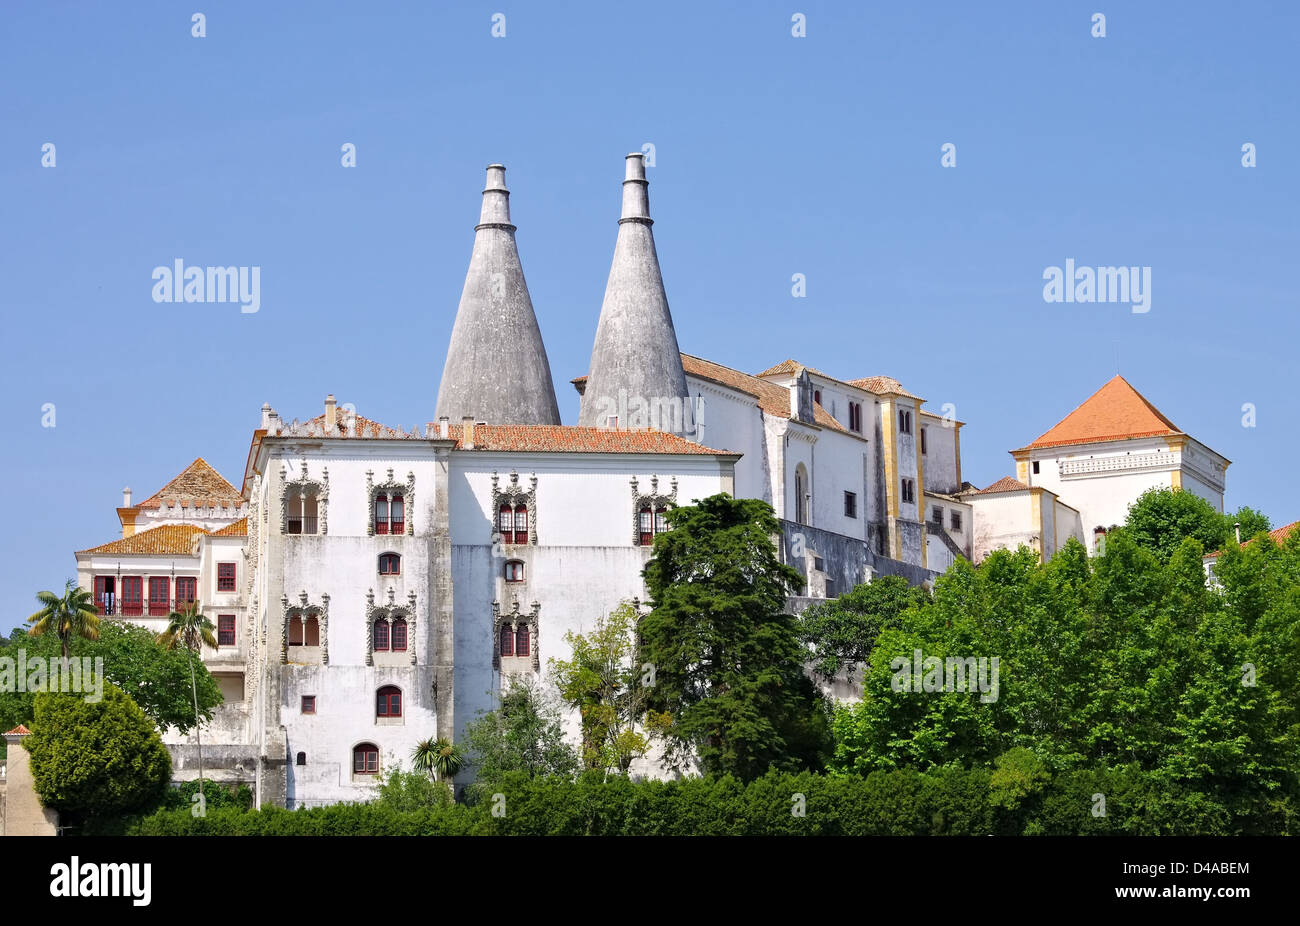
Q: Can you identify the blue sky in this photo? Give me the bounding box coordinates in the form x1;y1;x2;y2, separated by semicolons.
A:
2;1;1296;633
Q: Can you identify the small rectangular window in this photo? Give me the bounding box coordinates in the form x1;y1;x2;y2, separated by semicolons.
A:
950;510;962;531
217;614;236;647
921;427;927;455
844;491;857;518
301;695;316;714
931;506;943;524
1032;461;1041;474
217;562;236;591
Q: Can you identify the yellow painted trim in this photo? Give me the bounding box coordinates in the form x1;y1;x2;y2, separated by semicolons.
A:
1030;488;1043;558
1171;470;1182;490
881;399;900;559
1016;460;1029;483
954;425;963;487
914;400;928;570
1164;436;1187;451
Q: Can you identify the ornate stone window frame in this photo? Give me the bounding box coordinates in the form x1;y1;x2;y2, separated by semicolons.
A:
492;599;540;672
365;588;418;666
491;471;538;546
366;468;415;537
280;461;329;535
281;591;329;664
631;474;677;545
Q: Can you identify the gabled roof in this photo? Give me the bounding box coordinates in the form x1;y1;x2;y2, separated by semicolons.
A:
848;376;922;401
212;517;248;537
1017;375;1182;452
449;424;733;455
4;724;31;736
137;459;243;510
78;523;208;555
976;476;1030;495
681;354;848;433
1205;519;1299;560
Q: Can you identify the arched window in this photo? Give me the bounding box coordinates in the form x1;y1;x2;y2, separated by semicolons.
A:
498;503;529;544
814;389;822;406
389;495;404;534
499;624;514;657
379;553;401;575
296;751;306;766
353;743;379;774
373;618;390;652
303;616;320;647
390;617;407;652
794;464;809;524
515;623;530;657
639;505;671;546
288;616;304;646
504;560;524;582
376;686;401;718
374;495;389;534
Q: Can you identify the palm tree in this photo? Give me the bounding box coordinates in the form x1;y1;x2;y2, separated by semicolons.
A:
412;737;464;782
158;602;217;802
28;579;101;659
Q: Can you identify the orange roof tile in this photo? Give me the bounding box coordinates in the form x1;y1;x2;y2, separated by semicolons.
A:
291;411;409;439
449;424;733;455
848;375;922;401
681;355;848;434
1017;375;1182;452
4;724;31;736
78;523;208;556
212;518;248;537
977;476;1030;495
137;459;244;510
1206;519;1299;559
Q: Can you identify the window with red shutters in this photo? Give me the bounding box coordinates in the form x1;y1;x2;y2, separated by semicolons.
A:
504;560;524;582
376;686;401;718
121;576;143;616
373;618;389;652
639;507;653;545
499;624;514;657
175;576;196;607
148;577;170;615
390;618;407;652
379;553;400;575
217;614;236;647
94;576;116;615
655;507;668;535
217;562;236;591
354;743;379;774
513;507;527;541
389;494;404;534
498;504;514;543
515;623;530;657
374;495;389;535
303;616;320;646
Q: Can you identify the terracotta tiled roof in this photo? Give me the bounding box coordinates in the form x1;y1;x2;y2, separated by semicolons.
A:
288;411;409;439
848;376;922;401
977;476;1030;495
4;724;31;736
137;459;243;510
78;523;208;555
212;518;248;537
450;424;733;455
1206;519;1299;559
681;355;848;434
757;359;815;377
1017;375;1182;452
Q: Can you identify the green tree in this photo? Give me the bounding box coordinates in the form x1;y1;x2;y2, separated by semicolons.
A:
157;603;218;802
27;579;100;659
1227;505;1271;543
375;766;455;811
0;620;222;737
412;738;464;781
1124;487;1230;562
462;675;579;800
549;601;660;776
797;574;927;681
639;494;831;779
26;685;171;819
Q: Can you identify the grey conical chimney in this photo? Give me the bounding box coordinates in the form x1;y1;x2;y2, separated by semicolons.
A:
435;164;561;426
578;153;690;431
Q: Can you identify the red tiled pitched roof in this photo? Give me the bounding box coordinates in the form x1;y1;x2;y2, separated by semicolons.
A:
681;355;848;434
78;523;208;555
1205;519;1299;559
136;459;243;510
291;411;408;439
4;724;31;736
212;517;248;537
848;375;922;401
449;424;733;455
977;476;1030;495
1017;375;1182;451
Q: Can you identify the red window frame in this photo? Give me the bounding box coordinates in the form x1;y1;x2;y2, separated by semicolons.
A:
148;577;170;616
499;624;514;657
217;562;236;591
390;618;407;652
639;507;653;546
374;495;389;535
93;576;116;615
288;616;304;646
353;744;379;774
217;614;236;647
515;623;530;657
373;618;390;652
504;560;524;582
376;686;401;718
301;695;316;714
513;507;527;540
175;576;196;608
379;553;400;575
389;494;404;535
121;576;143;616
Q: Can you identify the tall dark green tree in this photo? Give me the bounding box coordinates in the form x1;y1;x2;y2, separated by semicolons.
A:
797;574;927;681
639;494;831;779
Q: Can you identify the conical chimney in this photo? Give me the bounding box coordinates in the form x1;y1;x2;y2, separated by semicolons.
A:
578;153;690;432
435;164;561;425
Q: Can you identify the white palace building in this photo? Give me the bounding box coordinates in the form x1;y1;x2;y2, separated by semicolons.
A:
71;155;1229;806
